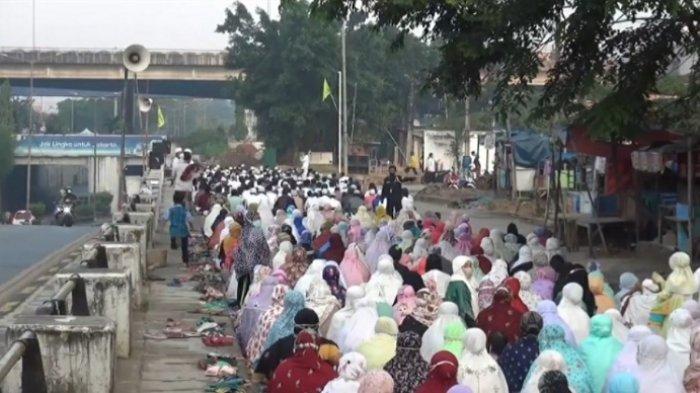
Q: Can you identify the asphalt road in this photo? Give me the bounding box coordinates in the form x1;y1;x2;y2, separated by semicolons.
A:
0;224;95;285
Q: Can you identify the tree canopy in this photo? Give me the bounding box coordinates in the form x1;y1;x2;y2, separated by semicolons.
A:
216;0;439;155
311;0;699;139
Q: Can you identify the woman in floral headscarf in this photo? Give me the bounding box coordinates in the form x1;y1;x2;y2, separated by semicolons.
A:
384;331;430;393
454;223;472;256
477;259;509;310
357;370;394;393
246;284;289;362
528;325;594;393
280;246;309;287
233;209;271;302
323;264;346;305
498;311;543;392
264;290;305;352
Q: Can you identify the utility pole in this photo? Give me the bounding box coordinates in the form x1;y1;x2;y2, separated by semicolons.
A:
341;21;348;175
25;0;35;210
337;70;342;174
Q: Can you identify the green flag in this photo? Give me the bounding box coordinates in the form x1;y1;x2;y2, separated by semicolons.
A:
157;106;166;128
322;78;332;101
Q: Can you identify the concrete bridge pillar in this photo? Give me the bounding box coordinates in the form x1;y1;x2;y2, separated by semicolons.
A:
116;224;148;276
101;242;144;308
124;211;155;247
55;270;131;358
2;315;115;393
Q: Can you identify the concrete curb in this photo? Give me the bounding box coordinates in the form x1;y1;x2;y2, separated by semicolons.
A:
0;228;97;307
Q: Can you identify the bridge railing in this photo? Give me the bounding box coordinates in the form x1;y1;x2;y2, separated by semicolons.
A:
0;331;48;393
34;274;89;317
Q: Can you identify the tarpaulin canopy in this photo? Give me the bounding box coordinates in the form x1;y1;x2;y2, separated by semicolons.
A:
501;130;553;168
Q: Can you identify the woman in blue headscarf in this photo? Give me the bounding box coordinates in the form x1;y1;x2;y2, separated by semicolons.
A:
526;325;594;393
579;314;623;393
607;372;640;393
264;290;306;351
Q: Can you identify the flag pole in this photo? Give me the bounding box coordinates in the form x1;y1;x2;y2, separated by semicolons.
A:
337;70;342;174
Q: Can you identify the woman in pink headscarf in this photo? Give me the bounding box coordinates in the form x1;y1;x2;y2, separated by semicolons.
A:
340;243;371;286
347;219;364;245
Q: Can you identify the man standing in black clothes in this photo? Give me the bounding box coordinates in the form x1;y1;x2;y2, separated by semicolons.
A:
381;165;403;218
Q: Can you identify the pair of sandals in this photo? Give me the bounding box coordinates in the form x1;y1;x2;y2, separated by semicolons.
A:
201;333;234;347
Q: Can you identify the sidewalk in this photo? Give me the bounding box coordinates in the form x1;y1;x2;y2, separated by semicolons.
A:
115;188;251;393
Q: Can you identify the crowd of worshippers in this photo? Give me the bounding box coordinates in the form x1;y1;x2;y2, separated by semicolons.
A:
177;164;700;393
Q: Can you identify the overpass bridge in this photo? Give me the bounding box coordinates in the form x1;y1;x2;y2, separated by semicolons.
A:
0;48;241;99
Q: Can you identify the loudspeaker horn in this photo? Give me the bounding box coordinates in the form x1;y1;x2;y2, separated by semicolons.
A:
122;44;151;73
138;96;154;113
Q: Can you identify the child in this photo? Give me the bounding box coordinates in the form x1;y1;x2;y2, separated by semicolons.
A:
165;192;192;264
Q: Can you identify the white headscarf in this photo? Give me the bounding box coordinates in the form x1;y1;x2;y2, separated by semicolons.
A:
458;328;509;392
623;279;659;326
322;352;368;393
452;256;480;316
340;298;379;353
521;350;570;393
327;286;366;344
422;269;451;298
557;283;591;343
218;216;235;246
607;325;652;381
666;308;692;379
420;302;464;362
306;278;341;336
272;240;293;270
636;335;685;393
258;195;274;232
481;259;509;286
515;271;542;311
365;255;403;305
294;259;326;297
604;308;629;342
203;203;222;237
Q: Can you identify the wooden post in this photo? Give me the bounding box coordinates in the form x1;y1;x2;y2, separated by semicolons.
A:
688;136;694;261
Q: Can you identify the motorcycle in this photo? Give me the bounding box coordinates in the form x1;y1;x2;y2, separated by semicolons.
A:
54;202;74;227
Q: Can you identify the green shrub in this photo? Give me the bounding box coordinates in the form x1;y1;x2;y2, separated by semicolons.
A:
73;203;94;220
94;192;113;215
29;202;46;218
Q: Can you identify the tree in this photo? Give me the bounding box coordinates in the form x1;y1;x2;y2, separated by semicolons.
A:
216;1;440;159
217;1;342;155
0;80;15;207
312;0;699;139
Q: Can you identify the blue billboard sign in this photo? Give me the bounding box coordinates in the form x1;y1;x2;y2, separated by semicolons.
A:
14;134;167;158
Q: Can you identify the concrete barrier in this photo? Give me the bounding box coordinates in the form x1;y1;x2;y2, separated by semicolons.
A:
134;203;154;213
101;242;144;308
3;315;115;393
116;224;148;276
127;212;155;247
55;270;131;358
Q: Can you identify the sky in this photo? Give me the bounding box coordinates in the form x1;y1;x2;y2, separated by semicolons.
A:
0;0;279;51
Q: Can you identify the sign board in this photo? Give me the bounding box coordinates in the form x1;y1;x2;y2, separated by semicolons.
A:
14;134;166;158
310;152;334;165
484;133;496;149
423;129;455;171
